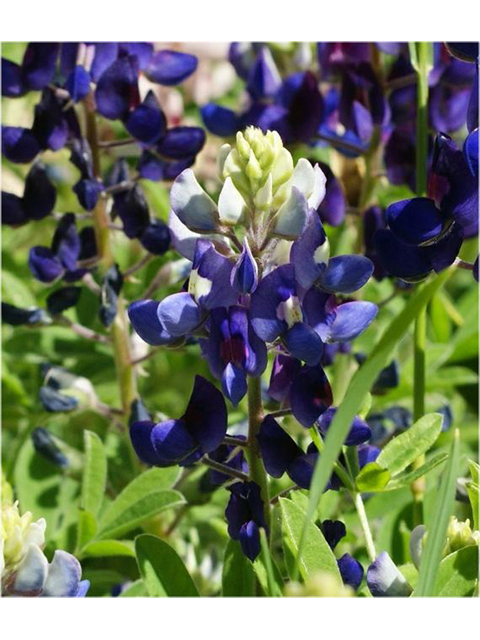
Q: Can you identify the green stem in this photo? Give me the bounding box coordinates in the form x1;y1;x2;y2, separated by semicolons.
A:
353;492;376;563
411;42;431;520
84;102;139;472
246;376;271;528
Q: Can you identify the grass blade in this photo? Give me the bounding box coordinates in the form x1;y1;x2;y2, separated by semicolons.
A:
414;430;460;597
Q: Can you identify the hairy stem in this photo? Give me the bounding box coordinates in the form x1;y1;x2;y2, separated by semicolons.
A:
353;492;377;563
246;376;271;527
84;101;139;470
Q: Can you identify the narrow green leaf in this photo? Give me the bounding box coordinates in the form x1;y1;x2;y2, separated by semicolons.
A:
97;467;181;539
118;579;147;597
280;498;341;583
259;528;281;597
81;539;135;558
76;510;98;551
98;489;184;540
222;540;256;597
356;463;391;492
297;269;453;576
466;483;479;530
81;431;107;517
468;460;480;485
415;430;460;597
135;534;199;597
386;452;448;491
377;413;443;476
433;546;479;597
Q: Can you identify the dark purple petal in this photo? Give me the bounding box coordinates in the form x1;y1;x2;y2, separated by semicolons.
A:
239;521;261;561
112;185;150;239
257;415;303;478
291;210;328;289
384;127;416;190
464;128;478;178
22;43;59;91
284;322;324;366
52;214;80;271
157;292;203;337
222;362;247;406
124;91;166;145
445;42;479;63
242;103;290;140
156;126;205;161
467;70;478;132
1;302;46;326
78;227;97;261
316;161;346;226
318;408;371;446
319;255;374;294
182;375;227;453
73;179;103;211
95;55;140;120
140;220;171;255
150;419;198;465
322;520;346;550
250;264;296;342
46;286;81;315
288;452;318;489
230;238;258;294
193;243;238;310
426;222;463;272
290;365;333;427
128;299;174;346
201;104;238;137
328;301;377;343
1;58;25;97
268;354;302;403
246;47;281;100
146;50;198;86
2;126;39;163
338;554;364;590
285;71;324;142
1;192;27;225
386;197;444;245
65;65;91;102
374;229;432;281
90;43;119;83
23;163;56;220
302;288;338;342
118;43;153;70
130;420;188;466
229;42;256;80
29;246;63;283
70;137;95;180
430;83;471;133
358;444;381;469
32;89;70;151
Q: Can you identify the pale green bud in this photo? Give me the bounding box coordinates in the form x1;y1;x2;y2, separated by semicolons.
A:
1;498;46;579
444;516;480;555
235;132;250;161
246;149;263;182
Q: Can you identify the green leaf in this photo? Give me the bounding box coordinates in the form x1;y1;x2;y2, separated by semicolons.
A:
385;452;448;491
81;431;107;517
356;463;391;492
97;467;182;539
98;489;184;540
81;540;135;558
297;269;453;575
135;534;199;597
433;546;479;597
222;540;256;597
119;579;148;597
77;510;98;550
280;498;341;583
466;483;479;530
377;413;443;476
414;430;460;597
468;460;480;485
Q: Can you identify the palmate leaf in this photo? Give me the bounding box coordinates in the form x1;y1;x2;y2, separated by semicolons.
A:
295;267;454;575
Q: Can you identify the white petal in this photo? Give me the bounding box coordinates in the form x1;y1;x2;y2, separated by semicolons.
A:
367;552;412;597
291;158;316;199
218;177;247;225
307;164;327;209
218;143;231;175
273;187;308;239
168;210;201;260
13;545;48;594
24;518;46;549
170;169;218;232
42;550;82;597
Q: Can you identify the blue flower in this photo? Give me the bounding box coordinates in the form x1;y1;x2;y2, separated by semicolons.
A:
2;162;56;225
130;375;227;467
225;481;268;561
